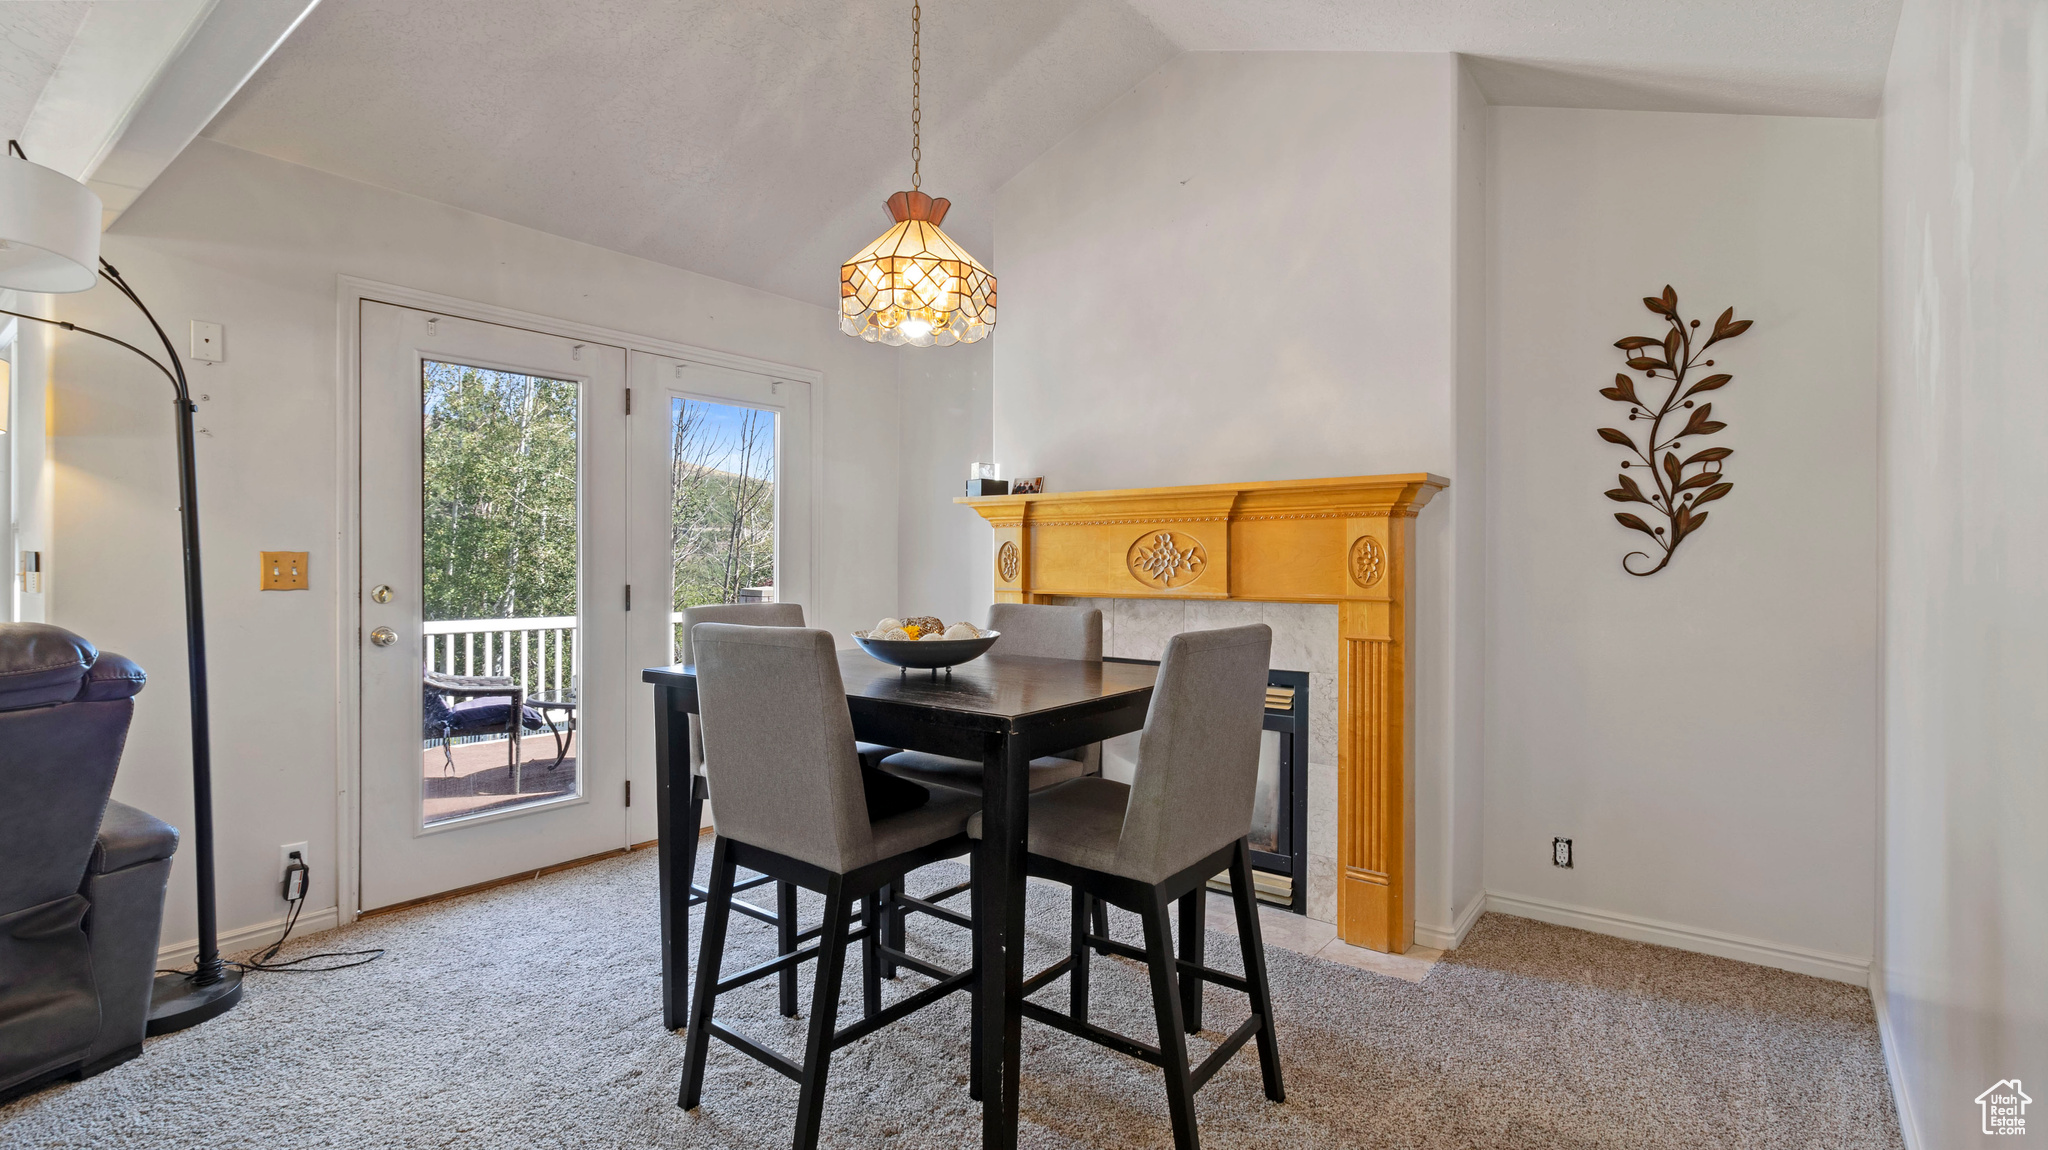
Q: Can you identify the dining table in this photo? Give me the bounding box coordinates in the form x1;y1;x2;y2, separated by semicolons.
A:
643;648;1159;1150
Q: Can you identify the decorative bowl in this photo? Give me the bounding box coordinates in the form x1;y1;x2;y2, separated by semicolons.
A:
852;629;1000;670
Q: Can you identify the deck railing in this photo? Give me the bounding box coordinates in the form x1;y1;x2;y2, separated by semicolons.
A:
424;593;775;689
424;616;578;695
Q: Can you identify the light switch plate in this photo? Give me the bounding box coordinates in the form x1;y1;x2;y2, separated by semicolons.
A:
262;551;308;591
190;321;224;362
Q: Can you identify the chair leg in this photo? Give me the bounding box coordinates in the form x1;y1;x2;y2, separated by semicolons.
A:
793;879;853;1150
967;841;984;1104
668;776;708;1030
861;890;883;1020
1141;890;1202;1150
679;836;737;1110
1178;887;1206;1032
1069;885;1092;1022
883;878;906;979
777;881;800;1018
1229;839;1285;1103
1091;893;1111;957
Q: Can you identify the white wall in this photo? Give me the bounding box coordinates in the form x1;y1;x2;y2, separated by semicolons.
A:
4;294;56;626
990;51;1485;942
1485;107;1880;980
896;339;993;629
1879;0;2048;1140
46;138;906;953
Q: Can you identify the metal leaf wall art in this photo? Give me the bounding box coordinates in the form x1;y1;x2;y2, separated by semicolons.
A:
1599;285;1752;576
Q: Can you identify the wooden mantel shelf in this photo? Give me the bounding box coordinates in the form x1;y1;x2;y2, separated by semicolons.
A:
959;473;1446;953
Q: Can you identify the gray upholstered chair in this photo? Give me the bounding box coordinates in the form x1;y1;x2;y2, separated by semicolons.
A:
0;624;173;1102
672;602;900;1022
679;624;980;1149
875;601;1107;972
970;624;1283;1150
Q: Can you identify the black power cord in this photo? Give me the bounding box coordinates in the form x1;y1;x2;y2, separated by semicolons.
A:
157;853;385;978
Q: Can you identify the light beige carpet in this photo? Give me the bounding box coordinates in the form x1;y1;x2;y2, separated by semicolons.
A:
0;848;1901;1148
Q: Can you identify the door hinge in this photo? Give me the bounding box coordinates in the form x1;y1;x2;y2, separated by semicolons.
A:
625;584;632;610
624;387;632;415
625;780;632;807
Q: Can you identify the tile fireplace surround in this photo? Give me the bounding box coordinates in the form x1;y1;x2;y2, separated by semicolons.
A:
962;474;1445;953
1050;597;1339;921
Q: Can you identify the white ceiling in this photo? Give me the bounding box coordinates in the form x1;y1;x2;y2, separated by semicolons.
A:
196;0;1902;312
0;3;91;142
1124;0;1903;118
1;0;318;222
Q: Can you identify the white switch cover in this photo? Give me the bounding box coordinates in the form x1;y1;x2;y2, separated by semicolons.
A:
190;321;224;362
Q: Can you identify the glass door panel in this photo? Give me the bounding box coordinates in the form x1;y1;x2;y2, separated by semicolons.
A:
668;396;778;660
419;361;581;826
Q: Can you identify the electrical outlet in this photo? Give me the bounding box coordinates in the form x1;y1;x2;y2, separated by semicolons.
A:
279;842;310;901
1552;837;1573;869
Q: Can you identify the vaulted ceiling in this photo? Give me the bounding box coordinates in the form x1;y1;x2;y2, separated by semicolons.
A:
195;0;1902;312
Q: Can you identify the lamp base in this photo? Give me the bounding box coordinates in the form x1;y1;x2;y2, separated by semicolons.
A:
146;967;243;1035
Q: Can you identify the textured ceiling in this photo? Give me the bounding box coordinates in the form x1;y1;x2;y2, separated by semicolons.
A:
0;3;90;140
202;0;1176;310
1124;0;1902;118
198;0;1901;311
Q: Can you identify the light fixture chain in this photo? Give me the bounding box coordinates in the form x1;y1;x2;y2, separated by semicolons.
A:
911;1;920;190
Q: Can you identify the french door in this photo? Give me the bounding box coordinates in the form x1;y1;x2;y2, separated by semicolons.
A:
623;351;811;844
358;301;629;909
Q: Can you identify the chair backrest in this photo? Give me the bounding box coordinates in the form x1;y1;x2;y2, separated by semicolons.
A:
987;602;1104;767
691;623;874;873
680;602;805;773
987;602;1102;661
0;624;148;917
1115;624;1271;884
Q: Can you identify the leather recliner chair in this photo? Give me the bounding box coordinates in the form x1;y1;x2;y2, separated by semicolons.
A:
0;623;176;1101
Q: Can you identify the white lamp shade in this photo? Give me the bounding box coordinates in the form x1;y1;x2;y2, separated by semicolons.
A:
0;155;102;294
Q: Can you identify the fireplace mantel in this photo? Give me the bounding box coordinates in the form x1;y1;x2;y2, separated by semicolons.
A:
959;473;1446;953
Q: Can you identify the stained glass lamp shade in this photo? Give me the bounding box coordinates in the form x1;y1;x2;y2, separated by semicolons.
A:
840;190;995;347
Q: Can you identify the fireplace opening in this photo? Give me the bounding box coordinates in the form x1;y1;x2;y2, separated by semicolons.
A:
1104;659;1309;914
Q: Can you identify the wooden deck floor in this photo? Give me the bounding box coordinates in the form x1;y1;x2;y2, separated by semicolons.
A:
422;735;577;824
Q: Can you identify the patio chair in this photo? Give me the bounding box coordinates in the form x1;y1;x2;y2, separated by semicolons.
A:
422;670;546;776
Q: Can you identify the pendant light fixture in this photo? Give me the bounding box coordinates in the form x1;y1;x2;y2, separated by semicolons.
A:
840;1;995;347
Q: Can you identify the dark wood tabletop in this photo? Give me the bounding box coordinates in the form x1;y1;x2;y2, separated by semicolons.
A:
643;650;1157;761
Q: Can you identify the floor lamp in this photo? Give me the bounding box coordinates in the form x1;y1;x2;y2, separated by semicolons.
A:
0;142;240;1032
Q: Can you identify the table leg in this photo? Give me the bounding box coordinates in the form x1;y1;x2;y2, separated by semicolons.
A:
654;688;692;1031
977;732;1030;1150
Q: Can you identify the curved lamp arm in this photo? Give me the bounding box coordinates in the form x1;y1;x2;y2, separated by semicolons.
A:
0;259;190;399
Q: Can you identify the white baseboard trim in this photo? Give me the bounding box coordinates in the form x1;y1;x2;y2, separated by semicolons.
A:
157;906;341;968
1415;890;1488;951
1869;964;1924;1150
1483;891;1871;986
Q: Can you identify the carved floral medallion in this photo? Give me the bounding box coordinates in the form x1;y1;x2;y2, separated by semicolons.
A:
996;540;1020;584
1127;530;1208;589
1349;535;1385;588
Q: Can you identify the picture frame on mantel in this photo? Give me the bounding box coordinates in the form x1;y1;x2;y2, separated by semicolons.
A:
957;473;1446;954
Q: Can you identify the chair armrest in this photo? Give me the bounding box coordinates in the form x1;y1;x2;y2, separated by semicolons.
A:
88;800;178;875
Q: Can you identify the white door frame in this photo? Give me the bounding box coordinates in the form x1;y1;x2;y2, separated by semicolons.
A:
332;275;827;924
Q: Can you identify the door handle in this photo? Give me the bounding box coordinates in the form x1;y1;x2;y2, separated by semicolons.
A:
369;626;398;647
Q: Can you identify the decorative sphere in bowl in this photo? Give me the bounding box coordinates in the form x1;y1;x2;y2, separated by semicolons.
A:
852;627;1000;669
